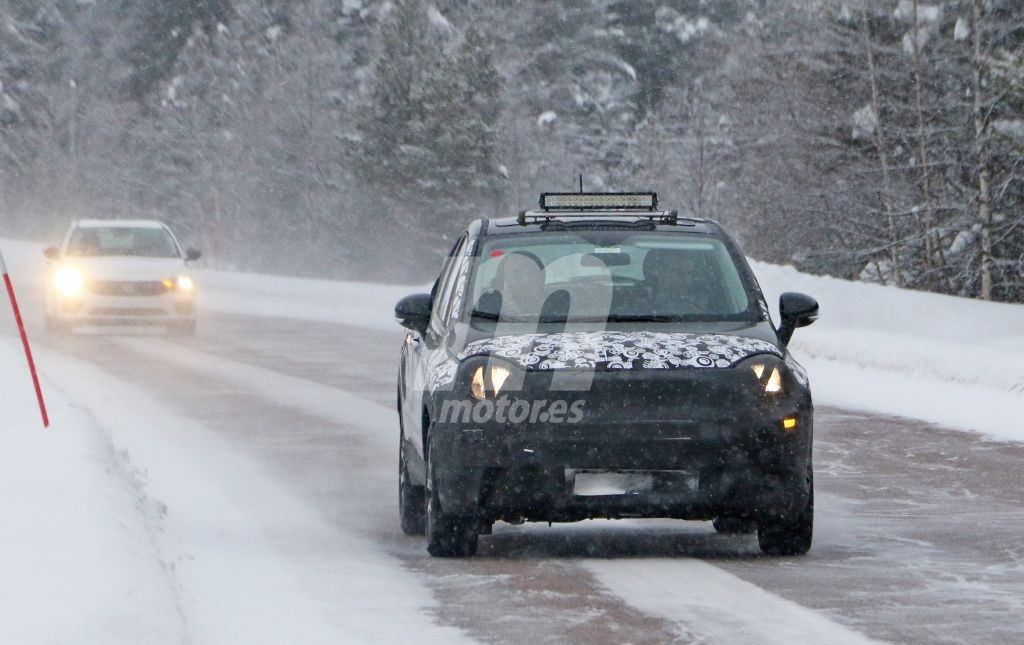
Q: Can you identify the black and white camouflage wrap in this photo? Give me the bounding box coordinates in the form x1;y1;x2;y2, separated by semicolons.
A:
785;352;810;388
428;359;458;393
428;332;784;392
459;331;779;371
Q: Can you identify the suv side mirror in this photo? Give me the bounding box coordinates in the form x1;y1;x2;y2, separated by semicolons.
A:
185;249;202;262
395;293;433;336
778;292;819;346
43;247;60;261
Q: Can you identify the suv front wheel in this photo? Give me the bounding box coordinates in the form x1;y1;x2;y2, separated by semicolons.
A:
399;431;425;535
757;466;814;556
425;435;478;557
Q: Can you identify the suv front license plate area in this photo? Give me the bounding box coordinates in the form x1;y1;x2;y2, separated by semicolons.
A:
568;470;698;497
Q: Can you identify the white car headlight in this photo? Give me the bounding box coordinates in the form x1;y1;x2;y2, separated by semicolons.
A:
54;267;84;297
176;275;195;292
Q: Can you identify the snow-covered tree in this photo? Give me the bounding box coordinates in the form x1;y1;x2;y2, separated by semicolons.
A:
356;0;503;264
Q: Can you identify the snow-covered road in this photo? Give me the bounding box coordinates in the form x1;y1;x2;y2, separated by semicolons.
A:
3;239;1024;643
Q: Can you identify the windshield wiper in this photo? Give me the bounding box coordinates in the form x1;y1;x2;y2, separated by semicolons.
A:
471;310;544;323
472;312;686;323
605;314;685;322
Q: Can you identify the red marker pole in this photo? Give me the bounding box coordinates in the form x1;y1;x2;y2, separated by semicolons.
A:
1;250;49;428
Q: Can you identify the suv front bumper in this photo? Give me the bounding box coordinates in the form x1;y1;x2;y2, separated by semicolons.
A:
428;367;812;524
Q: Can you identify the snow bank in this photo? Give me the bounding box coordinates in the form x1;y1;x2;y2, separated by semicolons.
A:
0;238;472;642
37;347;471;645
198;269;417;331
0;238;48;291
753;261;1024;441
0;339;185;643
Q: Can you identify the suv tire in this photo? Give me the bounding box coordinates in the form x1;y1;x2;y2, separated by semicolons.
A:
399;433;426;536
757;466;814;556
425;436;478;557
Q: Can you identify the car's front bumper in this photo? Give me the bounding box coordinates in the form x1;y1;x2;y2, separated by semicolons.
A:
51;292;196;326
428;367;812;523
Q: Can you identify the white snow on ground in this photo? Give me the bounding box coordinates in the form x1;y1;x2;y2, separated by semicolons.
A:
0;239;49;290
115;337;396;437
584;559;878;645
754;261;1024;441
28;346;472;645
1;235;470;642
0;333;470;643
0;340;185;644
199;269;414;331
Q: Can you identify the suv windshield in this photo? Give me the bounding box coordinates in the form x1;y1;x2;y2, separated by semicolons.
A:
469;231;756;323
66;227;180;258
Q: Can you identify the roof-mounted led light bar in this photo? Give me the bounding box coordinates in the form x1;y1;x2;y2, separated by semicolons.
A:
540;192;658;211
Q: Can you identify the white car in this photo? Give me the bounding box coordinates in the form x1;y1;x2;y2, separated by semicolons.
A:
44;220;200;335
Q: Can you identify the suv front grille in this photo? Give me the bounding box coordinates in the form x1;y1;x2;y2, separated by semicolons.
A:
89;281;170;297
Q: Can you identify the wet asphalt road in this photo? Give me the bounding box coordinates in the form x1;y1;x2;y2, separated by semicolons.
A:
23;310;1024;644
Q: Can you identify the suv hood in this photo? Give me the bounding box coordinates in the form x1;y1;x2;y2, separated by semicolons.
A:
457;330;781;371
64;256;188;281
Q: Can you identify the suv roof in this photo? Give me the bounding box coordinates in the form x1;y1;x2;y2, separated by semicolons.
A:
483;214;720;236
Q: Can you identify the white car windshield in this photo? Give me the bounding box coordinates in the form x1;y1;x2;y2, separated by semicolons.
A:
66;227;180;258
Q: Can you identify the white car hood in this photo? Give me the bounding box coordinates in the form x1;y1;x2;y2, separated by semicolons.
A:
66;256;189;281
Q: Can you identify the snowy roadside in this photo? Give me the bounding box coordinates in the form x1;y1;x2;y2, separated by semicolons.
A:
583;558;877;645
1;234;471;642
14;344;473;644
754;262;1024;441
0;339;186;643
197;269;415;331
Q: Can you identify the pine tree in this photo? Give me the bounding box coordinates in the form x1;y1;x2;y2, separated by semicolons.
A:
124;0;233;103
357;0;503;251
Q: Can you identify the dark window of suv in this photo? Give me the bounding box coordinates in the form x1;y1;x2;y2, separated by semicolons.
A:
468;231;757;323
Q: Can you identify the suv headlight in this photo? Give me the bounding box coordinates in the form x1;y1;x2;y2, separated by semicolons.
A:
739;355;787;397
467;359;517;400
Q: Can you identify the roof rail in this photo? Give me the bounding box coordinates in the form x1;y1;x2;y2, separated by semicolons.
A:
517;209;687;226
